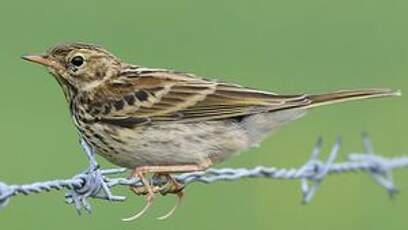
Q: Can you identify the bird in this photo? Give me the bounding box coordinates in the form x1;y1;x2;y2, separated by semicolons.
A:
22;42;400;220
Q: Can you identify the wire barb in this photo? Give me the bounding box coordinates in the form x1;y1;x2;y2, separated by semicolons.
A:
348;133;399;197
64;139;127;214
300;137;341;203
0;134;407;215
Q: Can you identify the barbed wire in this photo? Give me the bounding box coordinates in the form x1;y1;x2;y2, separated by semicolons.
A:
0;134;407;214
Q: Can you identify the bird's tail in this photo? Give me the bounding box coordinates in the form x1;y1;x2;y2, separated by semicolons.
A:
304;88;401;109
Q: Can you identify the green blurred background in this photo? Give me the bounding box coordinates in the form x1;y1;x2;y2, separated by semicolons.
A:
0;0;406;229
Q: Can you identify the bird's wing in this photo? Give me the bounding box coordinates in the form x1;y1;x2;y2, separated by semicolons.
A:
87;69;311;127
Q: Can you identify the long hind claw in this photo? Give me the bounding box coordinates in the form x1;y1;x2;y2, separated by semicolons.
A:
157;191;183;220
122;172;156;222
122;192;154;222
156;174;185;220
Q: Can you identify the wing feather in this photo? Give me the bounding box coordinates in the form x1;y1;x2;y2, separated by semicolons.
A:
87;69;311;126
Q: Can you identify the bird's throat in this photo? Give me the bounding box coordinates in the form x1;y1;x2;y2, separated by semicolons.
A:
52;73;78;104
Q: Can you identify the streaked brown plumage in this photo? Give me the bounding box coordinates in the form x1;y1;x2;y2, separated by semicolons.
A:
22;42;400;220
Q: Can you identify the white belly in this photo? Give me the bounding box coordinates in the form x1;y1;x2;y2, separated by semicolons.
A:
87;109;306;169
89;120;250;168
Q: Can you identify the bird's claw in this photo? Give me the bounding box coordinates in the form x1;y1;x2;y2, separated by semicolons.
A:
155;174;185;196
122;173;185;221
129;174;185;196
122;190;155;222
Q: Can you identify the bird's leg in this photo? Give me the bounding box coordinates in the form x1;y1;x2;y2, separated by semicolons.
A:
122;170;157;222
133;159;213;175
122;159;213;221
129;159;212;195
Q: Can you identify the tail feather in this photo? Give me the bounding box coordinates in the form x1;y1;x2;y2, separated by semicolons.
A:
304;88;401;109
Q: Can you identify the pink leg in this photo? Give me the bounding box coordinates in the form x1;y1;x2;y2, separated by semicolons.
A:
122;159;213;221
132;158;213;174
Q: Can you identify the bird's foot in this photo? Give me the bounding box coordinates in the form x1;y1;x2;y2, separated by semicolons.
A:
154;173;185;220
121;161;212;221
122;171;156;222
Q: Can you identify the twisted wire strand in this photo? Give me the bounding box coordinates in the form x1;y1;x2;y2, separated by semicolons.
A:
0;134;406;213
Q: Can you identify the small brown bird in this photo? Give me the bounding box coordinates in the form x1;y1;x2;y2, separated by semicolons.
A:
22;43;400;220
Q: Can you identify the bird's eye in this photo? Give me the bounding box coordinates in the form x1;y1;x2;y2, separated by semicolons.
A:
70;55;84;67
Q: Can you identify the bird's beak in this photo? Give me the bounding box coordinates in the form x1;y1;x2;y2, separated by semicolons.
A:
21;54;60;69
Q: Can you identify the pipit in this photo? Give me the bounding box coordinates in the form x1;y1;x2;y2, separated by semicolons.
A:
22;43;400;220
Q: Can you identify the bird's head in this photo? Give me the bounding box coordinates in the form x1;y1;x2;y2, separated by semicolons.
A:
22;42;122;92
